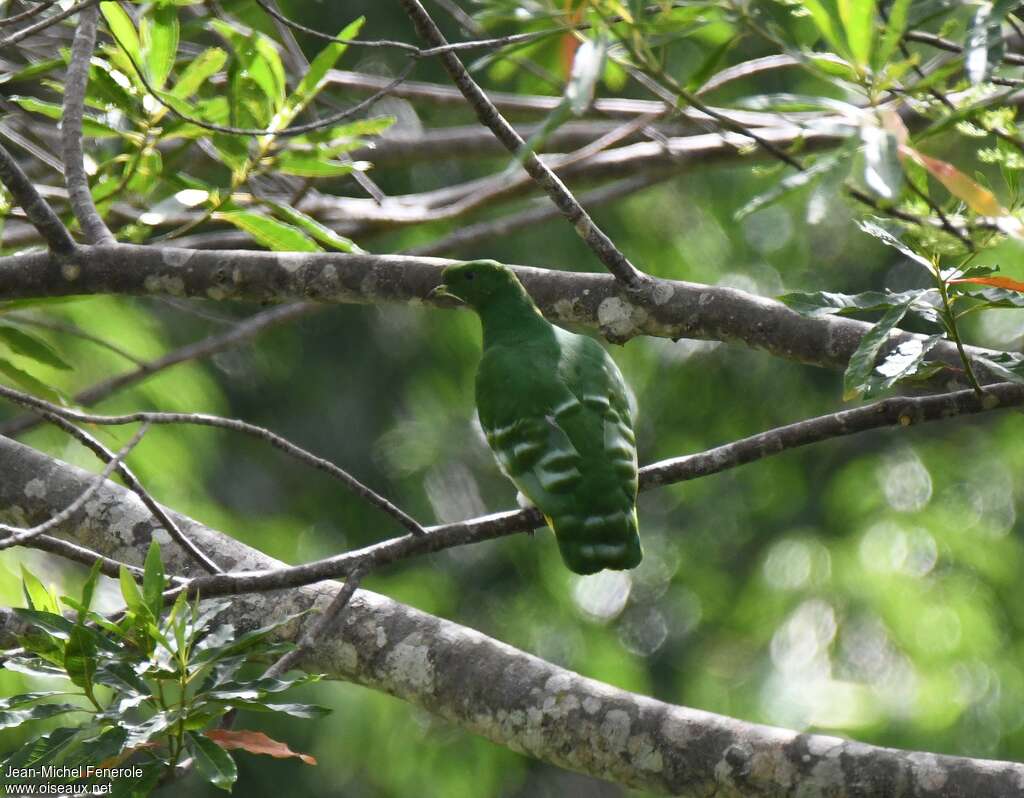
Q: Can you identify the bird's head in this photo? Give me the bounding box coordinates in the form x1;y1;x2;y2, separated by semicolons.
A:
429;260;527;310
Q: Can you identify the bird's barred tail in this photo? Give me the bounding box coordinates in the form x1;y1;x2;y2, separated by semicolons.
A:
550;508;642;575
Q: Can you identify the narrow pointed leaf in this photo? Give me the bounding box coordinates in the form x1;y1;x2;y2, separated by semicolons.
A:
188;732;239;790
213;211;321;252
172;47;225;99
205;729;317;765
141;4;179;89
843;300;912;400
263;200;364;253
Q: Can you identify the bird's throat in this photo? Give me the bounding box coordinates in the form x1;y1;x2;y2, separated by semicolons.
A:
478;295;551;350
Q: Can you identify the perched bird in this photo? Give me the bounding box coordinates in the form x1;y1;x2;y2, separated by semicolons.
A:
431;260;642;575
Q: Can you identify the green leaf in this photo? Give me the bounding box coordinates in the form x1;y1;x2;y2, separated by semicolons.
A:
202;698;330;718
800;0;848;57
9;96;124;138
838;0;874;67
64;626;97;692
210;20;285;111
0;691;66;710
119;564;150;620
187;731;238;791
77;559;103;625
1;726;85;770
0;58;64;86
687;35;738;92
779;288;937;318
0;358;63;402
278;17;364;130
964;0;1017;84
289;116;396;147
566;36;608;116
0;324;72;370
876;0;911;67
856;220;935;274
273;152;363;178
214;211;321;252
976;351;1024;383
843;300;912;400
736;146;851;220
863;334;943;397
100;2;142;67
143;540;165;620
861;126;902;200
21;566;59;614
0;703;85;731
141;3;179;89
172;47;226;98
263;200;364;253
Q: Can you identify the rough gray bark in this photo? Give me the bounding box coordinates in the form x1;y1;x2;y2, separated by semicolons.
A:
0;245;1000;384
1;435;1022;796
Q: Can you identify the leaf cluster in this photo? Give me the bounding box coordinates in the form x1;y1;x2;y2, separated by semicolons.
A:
1;542;325;794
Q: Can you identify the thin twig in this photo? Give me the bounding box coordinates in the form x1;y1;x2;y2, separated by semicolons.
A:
0;303;318;438
0;140;75;254
104;21;416;140
168;381;1024;600
0;0;97;49
0;0;56;28
263;563;369;679
398;0;647;290
0;423;148;549
0;384;428;537
61;2;114;245
37;411;223;573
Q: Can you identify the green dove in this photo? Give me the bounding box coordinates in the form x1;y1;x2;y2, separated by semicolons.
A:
432;260;642;575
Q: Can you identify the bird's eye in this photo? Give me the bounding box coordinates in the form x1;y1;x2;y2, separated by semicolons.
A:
465;271;475;281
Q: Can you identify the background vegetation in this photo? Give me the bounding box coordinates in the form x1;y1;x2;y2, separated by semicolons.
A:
2;0;1024;794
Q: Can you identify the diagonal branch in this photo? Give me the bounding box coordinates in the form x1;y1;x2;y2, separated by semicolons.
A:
0;302;319;438
397;0;647;290
0;140;75;254
2;378;1021;599
0;434;1020;797
61;3;114;245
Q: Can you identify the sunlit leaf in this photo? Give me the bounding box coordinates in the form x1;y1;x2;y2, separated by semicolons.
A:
100;2;142;68
900;146;1004;216
273;152;365;178
876;0;911;67
864;334;942;397
141;3;179;90
188;731;238;790
566;36;608;116
213;211;320;252
263;200;364;253
0;358;63;401
838;0;874;67
856;219;935;273
843;300;912;400
171;47;225;99
861;125;901;200
779;288;937;318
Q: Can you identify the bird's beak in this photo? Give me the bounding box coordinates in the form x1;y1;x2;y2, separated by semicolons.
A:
428;283;462;303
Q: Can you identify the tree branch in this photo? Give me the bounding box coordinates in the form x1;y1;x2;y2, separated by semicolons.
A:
61;3;114;245
398;0;647;289
0;435;1020;796
0;141;75;254
0;245;1002;382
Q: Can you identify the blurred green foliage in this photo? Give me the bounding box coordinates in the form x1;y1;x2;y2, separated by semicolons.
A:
2;0;1024;795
